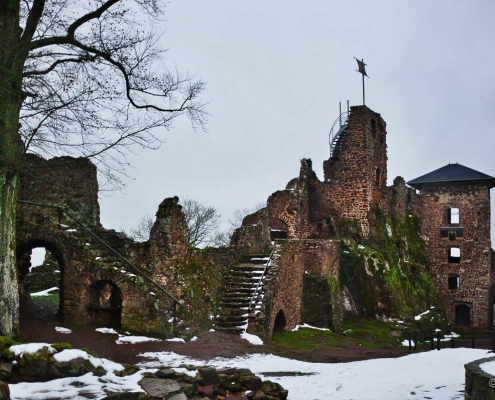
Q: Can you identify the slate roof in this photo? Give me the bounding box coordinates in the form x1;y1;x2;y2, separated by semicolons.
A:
407;163;495;188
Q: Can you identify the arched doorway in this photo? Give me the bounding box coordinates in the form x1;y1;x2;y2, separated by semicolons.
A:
17;240;65;322
88;280;122;328
455;304;471;327
273;310;287;332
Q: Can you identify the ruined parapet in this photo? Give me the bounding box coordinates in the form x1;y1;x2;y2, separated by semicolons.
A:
18;154;101;227
384;176;420;220
145;197;189;295
323;106;388;237
229;207;272;254
264;159;334;240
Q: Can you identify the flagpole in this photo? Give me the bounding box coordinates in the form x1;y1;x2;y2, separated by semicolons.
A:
362;59;365;105
354;57;369;106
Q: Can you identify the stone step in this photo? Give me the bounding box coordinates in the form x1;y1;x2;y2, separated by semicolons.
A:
229;270;266;277
230;264;267;271
218;308;248;316
220;300;251;308
223;288;256;294
241;254;271;260
215;321;247;329
214;326;244;334
215;315;247;324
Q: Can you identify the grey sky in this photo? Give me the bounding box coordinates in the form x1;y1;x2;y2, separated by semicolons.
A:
98;1;495;237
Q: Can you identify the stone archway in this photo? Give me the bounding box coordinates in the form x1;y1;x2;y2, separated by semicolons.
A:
88;280;123;328
16;238;67;321
273;310;287;332
455;304;471;327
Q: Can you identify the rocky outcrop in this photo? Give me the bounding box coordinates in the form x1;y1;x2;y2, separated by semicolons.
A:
0;338;288;400
138;366;288;400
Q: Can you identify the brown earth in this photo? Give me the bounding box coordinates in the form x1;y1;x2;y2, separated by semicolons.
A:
19;299;409;367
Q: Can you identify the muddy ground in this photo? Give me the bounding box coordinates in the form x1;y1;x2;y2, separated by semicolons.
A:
19;299;409;366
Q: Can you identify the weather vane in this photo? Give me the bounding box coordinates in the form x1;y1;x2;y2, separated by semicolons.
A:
354;57;369;105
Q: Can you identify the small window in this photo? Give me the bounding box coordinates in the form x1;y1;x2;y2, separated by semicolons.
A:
448;247;461;263
448;208;460;224
440;228;464;240
448;276;459;290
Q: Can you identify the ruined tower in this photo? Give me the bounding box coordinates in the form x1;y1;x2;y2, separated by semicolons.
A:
323;106;388;237
408;164;495;328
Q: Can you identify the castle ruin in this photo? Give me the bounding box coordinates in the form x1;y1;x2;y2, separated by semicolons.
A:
16;105;495;339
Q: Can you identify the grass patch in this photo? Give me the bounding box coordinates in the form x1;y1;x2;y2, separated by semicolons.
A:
31;292;59;305
272;327;353;349
342;316;400;347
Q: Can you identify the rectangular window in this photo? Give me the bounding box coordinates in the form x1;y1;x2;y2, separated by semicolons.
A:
440;228;464;240
448;247;461;263
448;208;460;224
448;276;459;290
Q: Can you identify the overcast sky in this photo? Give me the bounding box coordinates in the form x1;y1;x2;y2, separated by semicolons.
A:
98;0;495;238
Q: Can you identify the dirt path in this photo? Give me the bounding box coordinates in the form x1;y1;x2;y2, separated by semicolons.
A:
19;313;409;366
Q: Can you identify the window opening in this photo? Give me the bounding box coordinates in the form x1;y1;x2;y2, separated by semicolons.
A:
448;247;460;263
448;276;459;290
440;228;463;240
448;208;459;224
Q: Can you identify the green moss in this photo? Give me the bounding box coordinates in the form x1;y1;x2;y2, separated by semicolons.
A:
0;336;19;348
51;342;72;352
337;208;445;326
79;347;98;358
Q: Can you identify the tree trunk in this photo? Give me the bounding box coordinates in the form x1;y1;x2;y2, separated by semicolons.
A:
0;170;20;339
0;0;25;339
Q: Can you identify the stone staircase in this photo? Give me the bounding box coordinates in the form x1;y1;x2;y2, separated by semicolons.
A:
214;254;271;334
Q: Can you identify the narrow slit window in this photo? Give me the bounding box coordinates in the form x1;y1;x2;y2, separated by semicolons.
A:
449;208;460;224
448;276;459;290
448;247;461;263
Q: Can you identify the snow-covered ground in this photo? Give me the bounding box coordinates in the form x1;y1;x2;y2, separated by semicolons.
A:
8;339;492;400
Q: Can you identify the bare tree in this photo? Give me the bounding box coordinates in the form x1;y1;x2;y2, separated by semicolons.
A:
121;213;154;242
228;202;267;229
181;197;221;247
123;198;221;247
0;0;207;338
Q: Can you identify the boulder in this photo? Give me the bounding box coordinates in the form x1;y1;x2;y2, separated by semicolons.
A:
139;378;183;399
0;381;9;400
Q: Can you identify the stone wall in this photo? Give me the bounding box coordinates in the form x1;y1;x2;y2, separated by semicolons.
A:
418;182;492;328
255;239;341;337
465;356;495;400
19;154;100;227
16;154;234;336
323;106;388;237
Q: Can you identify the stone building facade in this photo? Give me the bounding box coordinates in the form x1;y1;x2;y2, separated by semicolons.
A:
407;164;495;328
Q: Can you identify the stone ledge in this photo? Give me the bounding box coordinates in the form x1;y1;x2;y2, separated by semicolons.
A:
465;356;495;400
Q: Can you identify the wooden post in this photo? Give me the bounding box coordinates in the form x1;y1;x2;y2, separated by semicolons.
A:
414;333;417;350
472;337;475;349
436;331;441;351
